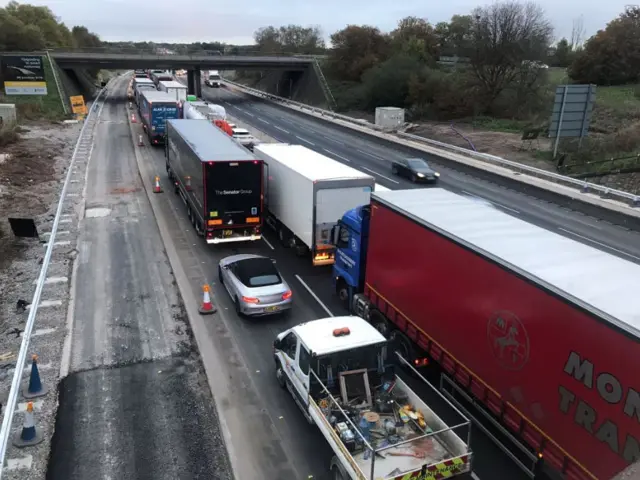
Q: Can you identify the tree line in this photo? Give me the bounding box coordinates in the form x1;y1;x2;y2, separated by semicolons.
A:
0;2;101;52
250;3;640;120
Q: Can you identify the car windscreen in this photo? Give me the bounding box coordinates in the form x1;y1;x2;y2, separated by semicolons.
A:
408;159;429;169
234;258;281;287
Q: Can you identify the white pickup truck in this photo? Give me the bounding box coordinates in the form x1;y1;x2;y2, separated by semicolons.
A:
273;316;473;480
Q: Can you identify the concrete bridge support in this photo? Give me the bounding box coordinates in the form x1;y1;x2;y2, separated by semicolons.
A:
187;69;202;97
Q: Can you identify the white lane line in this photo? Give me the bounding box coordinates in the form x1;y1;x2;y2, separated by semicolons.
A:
461;191;520;214
362;167;400;184
274;125;290;134
262;236;275;250
60;219;72;224
66;193;79;197
471;473;481;480
323;149;351;163
244;111;254;117
322;135;346;146
295;136;315;146
295;275;333;317
236;108;246;113
357;149;385;161
258;118;270;124
558;228;640;261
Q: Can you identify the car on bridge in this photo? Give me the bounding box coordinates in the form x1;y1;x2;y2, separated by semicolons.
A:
391;157;440;183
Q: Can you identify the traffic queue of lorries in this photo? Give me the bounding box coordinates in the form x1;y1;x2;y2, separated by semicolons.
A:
126;70;640;480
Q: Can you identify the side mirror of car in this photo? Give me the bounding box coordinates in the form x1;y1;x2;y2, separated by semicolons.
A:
271;258;276;264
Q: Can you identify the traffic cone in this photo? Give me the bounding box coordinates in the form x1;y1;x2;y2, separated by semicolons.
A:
198;285;217;315
138;134;144;147
13;402;43;448
131;113;137;123
185;175;192;191
153;176;163;193
23;354;48;399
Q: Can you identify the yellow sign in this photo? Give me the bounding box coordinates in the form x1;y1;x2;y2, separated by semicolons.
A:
70;95;88;115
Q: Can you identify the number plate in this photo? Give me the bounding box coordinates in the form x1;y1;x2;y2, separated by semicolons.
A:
265;306;280;312
222;230;233;237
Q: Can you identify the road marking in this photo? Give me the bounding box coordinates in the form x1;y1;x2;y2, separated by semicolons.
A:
295;275;333;317
295;136;315;146
258;118;270;124
262;236;275;250
471;473;481;480
274;125;290;134
33;276;68;285
244;111;254;117
461;191;520;214
357;149;385;160
236;108;246;113
322;134;346;145
362;167;399;184
558;228;640;261
5;455;32;471
323;149;351;163
60;219;72;224
42;231;70;236
66;193;79;197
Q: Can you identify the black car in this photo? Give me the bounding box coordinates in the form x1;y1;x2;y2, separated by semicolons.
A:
391;158;440;183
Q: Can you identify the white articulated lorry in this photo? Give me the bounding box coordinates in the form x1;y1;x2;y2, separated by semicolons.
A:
273;315;473;480
253;143;375;266
183;100;226;121
158;80;188;103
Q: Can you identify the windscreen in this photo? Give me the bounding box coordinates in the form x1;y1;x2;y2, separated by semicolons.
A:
151;103;179;133
205;161;263;228
234;258;281;287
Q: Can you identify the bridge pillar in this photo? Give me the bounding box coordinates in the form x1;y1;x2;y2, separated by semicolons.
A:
194;70;202;98
187;70;196;96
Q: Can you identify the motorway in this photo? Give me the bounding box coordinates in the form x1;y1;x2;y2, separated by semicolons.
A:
46;76;232;479
205;85;640;264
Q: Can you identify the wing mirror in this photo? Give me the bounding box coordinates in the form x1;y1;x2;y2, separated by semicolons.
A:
271;258;277;264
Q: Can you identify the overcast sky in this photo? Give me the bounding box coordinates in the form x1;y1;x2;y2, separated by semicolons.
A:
1;0;632;45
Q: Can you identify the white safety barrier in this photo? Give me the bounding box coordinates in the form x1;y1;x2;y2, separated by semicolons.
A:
223;79;640;209
0;82;110;476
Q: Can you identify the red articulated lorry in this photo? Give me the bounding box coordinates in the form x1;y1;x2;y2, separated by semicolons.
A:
332;187;640;480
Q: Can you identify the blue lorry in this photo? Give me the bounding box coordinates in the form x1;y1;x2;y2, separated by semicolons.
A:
138;90;180;145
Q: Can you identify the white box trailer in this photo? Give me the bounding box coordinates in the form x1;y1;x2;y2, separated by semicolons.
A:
158;80;188;103
374;107;405;130
254;143;375;266
183;101;226;121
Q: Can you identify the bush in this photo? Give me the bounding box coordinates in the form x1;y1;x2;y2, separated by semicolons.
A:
360;54;425;110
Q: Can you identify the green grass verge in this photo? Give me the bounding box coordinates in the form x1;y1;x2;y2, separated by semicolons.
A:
0;55;67;122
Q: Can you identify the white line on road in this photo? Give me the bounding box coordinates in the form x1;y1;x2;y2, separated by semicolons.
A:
274;125;290;134
471;472;481;480
244;111;254;117
323;149;351;163
258;118;270;124
66;193;79;197
322;134;345;145
295;275;333;317
295;136;315;146
60;219;72;224
42;231;70;236
236;108;246;113
558;228;640;261
262;236;275;250
461;191;520;215
362;167;400;184
357;149;385;161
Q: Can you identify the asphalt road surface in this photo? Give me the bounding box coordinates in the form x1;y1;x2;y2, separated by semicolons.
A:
46;76;232;480
137;106;529;479
206;85;640;264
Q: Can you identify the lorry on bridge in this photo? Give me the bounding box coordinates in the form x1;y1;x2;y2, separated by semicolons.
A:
253;143;375;266
138;90;180;145
165;119;264;245
273;315;473;480
330;187;640;480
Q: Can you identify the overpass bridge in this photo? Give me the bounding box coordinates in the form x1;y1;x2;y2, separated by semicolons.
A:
1;48;333;105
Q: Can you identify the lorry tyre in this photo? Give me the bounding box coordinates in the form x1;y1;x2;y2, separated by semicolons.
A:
371;311;389;337
336;280;350;309
389;330;416;364
330;462;347;480
278;226;289;247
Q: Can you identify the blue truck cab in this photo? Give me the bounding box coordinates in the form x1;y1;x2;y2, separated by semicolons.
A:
139;90;180;145
332;204;371;308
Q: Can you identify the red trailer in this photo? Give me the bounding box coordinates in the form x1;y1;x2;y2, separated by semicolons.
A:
352;188;640;480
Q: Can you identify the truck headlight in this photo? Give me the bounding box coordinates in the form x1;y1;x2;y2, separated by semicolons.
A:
434;172;440;177
417;173;425;178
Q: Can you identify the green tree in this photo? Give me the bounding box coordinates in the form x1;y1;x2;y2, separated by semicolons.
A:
390;17;439;62
253;25;325;55
0;9;45;50
568;6;640;85
4;1;72;47
328;25;390;82
361;54;424;108
552;38;572;67
72;26;102;49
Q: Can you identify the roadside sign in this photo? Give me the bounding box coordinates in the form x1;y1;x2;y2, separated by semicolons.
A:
0;55;47;95
70;95;88;115
549;84;596;158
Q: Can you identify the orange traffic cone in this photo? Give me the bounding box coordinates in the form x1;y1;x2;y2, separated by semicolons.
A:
185;175;192;191
13;402;43;448
153;176;163;193
131;113;137;123
198;285;217;315
138;134;144;146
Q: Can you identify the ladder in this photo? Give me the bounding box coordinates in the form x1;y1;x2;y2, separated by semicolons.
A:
312;57;337;110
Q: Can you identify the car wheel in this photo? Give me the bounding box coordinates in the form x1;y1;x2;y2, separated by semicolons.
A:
391;166;398;175
234;297;242;316
276;363;286;389
411;173;417;182
218;266;224;283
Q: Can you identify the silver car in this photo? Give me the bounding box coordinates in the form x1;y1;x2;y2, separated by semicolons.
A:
218;254;293;317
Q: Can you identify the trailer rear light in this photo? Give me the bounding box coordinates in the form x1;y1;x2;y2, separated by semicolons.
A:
414;358;429;367
282;290;292;300
246;217;260;224
333;327;350;337
242;296;260;304
208;219;222;226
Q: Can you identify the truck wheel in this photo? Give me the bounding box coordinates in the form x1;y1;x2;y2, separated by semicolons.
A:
389;330;415;363
336;280;350;309
371;312;389;337
331;463;347;480
278;227;289;247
